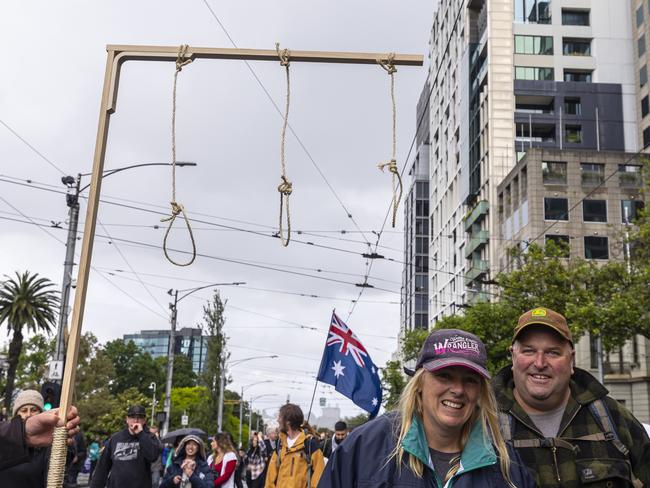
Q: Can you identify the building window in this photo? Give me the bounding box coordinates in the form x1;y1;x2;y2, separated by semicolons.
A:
515;66;554;80
618;164;643;187
564;98;581;115
640;35;647;57
545;235;570;257
416;217;428;235
641;65;648;88
416;236;428;254
415;256;428;273
583;200;607;222
644;127;650;148
565;125;582;143
564;70;592;82
562;9;589;25
542;161;567;184
563;38;591;56
544;197;569;221
514;0;552;24
638;6;645;27
581;163;605;186
643;96;649;118
516;123;556;143
621;200;645;223
584;236;609;260
515;35;553;55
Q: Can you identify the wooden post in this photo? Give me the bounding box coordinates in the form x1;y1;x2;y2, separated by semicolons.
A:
46;44;423;487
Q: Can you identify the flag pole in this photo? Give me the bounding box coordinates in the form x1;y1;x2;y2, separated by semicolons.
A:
307;309;335;424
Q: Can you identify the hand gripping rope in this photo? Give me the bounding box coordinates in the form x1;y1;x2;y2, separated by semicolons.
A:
162;44;197;266
276;42;293;247
377;53;403;228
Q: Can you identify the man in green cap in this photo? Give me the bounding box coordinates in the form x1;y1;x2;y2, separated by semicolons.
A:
493;307;650;487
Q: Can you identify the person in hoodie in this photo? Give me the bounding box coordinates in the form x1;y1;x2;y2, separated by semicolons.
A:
321;421;347;459
319;329;536;488
161;435;213;488
90;404;162;488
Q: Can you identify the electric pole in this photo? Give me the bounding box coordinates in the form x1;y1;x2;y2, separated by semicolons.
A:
162;289;178;436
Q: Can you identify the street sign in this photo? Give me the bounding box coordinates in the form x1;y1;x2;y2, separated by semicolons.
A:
156;412;166;423
181;414;189;426
319;397;326;407
48;361;64;380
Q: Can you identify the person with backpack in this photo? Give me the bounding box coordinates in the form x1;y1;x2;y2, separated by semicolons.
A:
493;307;650;487
264;403;324;488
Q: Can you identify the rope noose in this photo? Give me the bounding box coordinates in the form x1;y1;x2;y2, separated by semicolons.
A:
162;44;197;266
276;42;293;247
377;53;403;228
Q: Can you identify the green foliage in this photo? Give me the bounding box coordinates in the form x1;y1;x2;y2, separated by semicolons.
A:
0;271;59;408
154;355;198;389
401;329;429;362
103;339;162;396
380;360;406;410
15;335;54;390
343;413;370;430
78;387;151;439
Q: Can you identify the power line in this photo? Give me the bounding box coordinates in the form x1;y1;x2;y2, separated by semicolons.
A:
0;119;67;175
0;198;169;321
0;177;406;265
200;0;373;246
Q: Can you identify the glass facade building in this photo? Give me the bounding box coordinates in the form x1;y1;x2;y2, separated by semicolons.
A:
124;328;208;375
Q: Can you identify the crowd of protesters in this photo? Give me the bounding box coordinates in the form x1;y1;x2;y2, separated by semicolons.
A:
2;307;650;487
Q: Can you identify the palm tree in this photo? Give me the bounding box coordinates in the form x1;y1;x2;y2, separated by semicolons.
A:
0;271;59;409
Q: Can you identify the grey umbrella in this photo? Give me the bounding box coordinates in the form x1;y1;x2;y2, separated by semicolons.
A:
161;427;208;444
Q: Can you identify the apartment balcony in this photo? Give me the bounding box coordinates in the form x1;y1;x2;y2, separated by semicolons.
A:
464;200;489;231
464;230;489;258
465;259;489;285
468;290;490;304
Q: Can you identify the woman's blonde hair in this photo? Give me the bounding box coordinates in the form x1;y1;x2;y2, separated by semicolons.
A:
215;433;237;454
388;368;515;487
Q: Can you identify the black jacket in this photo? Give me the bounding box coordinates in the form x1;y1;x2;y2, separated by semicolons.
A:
318;412;536;488
0;417;30;470
90;426;161;488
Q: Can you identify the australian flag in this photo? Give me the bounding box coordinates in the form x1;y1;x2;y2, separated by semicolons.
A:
317;312;382;418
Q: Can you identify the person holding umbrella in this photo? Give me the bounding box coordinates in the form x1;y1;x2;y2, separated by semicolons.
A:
161;435;213;487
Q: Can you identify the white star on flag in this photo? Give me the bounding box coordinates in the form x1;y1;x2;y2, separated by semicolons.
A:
332;360;346;378
371;366;376;374
372;398;378;406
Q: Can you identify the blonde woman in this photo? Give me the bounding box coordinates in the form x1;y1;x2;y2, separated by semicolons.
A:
319;329;535;488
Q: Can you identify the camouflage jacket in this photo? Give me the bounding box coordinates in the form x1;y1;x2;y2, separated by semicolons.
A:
493;367;650;488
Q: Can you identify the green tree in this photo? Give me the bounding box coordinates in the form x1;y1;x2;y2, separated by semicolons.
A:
154;354;197;389
0;271;59;408
15;334;54;390
103;339;163;395
343;413;370;430
78;387;151;439
198;292;228;426
380;360;406;410
75;333;115;400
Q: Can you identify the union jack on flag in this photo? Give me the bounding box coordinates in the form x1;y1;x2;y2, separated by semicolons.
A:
326;312;369;368
317;311;382;417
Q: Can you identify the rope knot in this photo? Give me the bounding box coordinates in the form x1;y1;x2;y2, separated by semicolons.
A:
377;53;397;75
276;42;291;67
175;44;193;72
278;175;293;196
378;159;398;175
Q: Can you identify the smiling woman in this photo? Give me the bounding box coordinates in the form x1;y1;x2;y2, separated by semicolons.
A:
318;329;536;488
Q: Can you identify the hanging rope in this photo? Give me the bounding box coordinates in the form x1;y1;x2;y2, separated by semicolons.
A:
276;42;293;247
162;44;197;266
46;426;68;487
377;53;402;228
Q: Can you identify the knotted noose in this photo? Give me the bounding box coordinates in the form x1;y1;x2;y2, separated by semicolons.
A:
276;42;293;247
377;53;403;228
162;44;197;266
46;425;68;487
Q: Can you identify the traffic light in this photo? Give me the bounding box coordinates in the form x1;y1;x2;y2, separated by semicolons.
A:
41;382;61;411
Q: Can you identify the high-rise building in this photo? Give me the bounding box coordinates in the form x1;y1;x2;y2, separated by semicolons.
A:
124;327;208;375
496;147;649;421
400;79;431;346
632;0;650;149
428;0;638;321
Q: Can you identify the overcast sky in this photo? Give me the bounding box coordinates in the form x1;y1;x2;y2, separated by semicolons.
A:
0;0;433;421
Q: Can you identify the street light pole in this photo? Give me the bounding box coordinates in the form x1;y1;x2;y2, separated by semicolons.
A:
162;289;178;437
163;281;245;436
54;175;81;375
149;382;157;425
53;162;196;385
237;380;272;447
216;355;277;434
